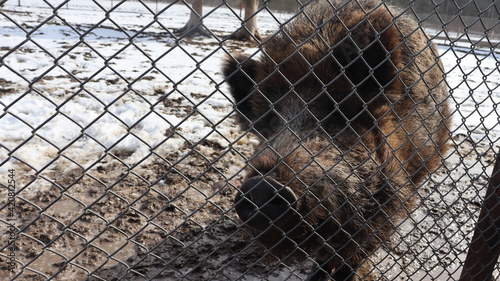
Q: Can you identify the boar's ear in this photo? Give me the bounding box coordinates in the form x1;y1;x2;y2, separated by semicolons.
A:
223;55;259;129
333;10;402;90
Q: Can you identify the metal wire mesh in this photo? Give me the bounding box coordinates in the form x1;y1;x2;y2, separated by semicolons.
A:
0;0;499;280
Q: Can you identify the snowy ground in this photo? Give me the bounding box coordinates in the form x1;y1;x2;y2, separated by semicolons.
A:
0;0;499;280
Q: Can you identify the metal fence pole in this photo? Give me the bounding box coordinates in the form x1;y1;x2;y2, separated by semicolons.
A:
460;152;500;281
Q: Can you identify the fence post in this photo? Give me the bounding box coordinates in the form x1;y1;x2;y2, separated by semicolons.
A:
459;152;500;281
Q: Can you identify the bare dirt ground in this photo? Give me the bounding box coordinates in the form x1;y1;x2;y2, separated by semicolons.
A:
4;117;499;281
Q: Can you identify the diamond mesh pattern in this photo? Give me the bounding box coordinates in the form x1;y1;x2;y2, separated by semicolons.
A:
0;0;499;280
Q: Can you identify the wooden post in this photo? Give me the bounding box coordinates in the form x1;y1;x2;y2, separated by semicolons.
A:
459;152;500;281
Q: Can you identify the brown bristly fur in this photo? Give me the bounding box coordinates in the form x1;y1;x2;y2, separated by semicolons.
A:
224;0;451;279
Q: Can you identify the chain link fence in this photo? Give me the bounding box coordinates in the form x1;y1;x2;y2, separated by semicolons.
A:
0;0;499;280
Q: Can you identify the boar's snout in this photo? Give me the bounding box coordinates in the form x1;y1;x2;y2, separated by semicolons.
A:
234;176;298;230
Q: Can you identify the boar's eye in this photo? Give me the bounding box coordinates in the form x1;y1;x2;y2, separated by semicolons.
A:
251;111;283;139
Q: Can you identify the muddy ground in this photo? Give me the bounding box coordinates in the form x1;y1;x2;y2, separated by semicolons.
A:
3;122;499;281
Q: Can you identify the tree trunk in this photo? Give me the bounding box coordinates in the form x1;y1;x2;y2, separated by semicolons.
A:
233;0;261;41
175;0;210;37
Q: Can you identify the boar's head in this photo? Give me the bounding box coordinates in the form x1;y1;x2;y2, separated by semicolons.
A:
223;0;450;279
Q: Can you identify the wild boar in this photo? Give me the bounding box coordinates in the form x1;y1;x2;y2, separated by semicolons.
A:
223;0;451;280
